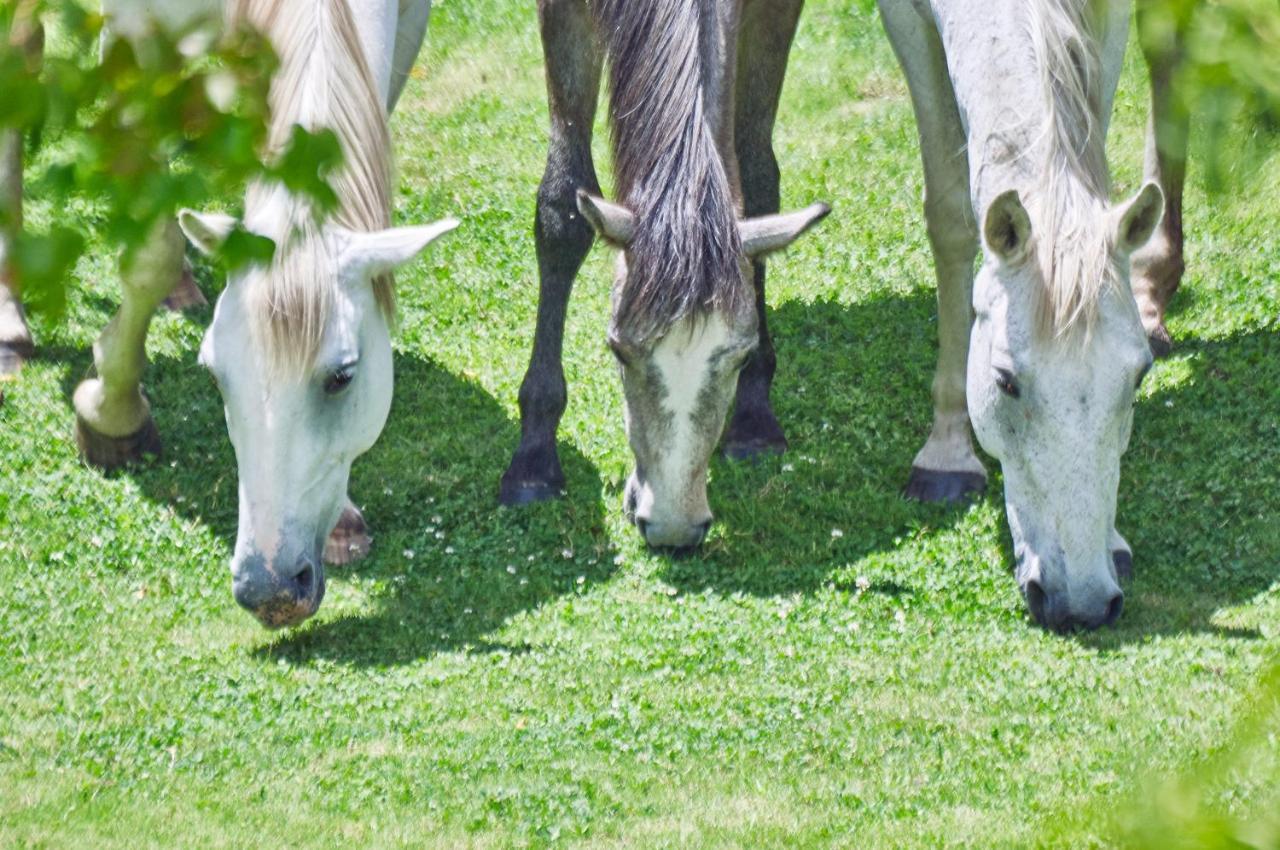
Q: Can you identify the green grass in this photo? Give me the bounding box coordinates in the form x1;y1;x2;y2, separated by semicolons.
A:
2;1;1279;847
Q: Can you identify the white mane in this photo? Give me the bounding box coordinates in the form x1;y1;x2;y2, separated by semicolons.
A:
1025;0;1119;335
228;0;394;374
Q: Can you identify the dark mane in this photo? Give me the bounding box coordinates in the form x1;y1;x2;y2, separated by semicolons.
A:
594;0;746;341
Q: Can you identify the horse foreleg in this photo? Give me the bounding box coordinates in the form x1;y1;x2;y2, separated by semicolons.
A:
499;0;602;505
72;218;184;468
879;0;986;503
1131;0;1188;358
0;130;33;377
722;0;803;460
0;5;43;376
387;0;432;113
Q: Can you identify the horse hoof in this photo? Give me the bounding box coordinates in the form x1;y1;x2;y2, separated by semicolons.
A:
903;466;986;504
722;436;787;462
0;338;34;376
324;503;371;566
1147;324;1173;359
161;265;208;312
499;477;563;506
1112;549;1133;583
75;415;162;470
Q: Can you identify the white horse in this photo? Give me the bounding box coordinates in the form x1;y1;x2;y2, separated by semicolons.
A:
880;0;1166;630
3;0;453;628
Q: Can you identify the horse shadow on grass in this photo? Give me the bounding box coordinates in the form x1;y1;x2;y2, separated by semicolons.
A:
1075;326;1280;648
659;293;1278;645
55;326;615;667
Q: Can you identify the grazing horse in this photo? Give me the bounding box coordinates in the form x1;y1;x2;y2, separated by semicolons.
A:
879;0;1170;630
500;0;828;550
2;0;452;628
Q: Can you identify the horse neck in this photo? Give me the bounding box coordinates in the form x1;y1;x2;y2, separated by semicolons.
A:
933;0;1109;214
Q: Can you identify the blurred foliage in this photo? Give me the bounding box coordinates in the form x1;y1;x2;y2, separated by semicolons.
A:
1141;0;1280;188
1099;654;1280;849
0;0;342;320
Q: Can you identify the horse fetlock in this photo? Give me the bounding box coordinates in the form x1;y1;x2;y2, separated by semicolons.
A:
72;377;153;440
0;293;33;375
905;427;987;503
500;444;566;506
723;402;787;461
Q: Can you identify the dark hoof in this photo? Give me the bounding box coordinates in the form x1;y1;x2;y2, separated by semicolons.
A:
1147;324;1173;359
1112;549;1133;583
161;265;207;312
903;466;986;504
75;415;162;470
722;435;787;462
499;477;563;506
325;503;371;566
0;338;34;376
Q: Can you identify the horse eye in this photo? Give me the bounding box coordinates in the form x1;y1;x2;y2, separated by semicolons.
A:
324;366;356;395
995;368;1021;398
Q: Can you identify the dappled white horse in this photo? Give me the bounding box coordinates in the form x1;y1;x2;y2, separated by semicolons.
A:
880;0;1165;630
3;0;452;628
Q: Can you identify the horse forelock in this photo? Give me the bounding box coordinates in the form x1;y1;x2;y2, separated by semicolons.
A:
229;0;394;375
594;0;746;344
1023;0;1118;337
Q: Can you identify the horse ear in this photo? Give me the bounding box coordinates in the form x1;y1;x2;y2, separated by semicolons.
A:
1113;181;1164;255
178;209;238;255
740;202;831;257
339;219;460;279
983;190;1033;264
576;190;635;245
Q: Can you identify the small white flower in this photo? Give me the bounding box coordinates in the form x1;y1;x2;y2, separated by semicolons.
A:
506;565;517;574
782;463;795;472
445;546;455;555
831;529;844;539
432;515;442;524
855;576;871;593
402;549;415;560
562;548;574;560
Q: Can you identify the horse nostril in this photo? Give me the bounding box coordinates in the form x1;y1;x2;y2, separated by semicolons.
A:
1112;549;1133;582
1101;591;1124;627
293;560;316;598
635;518;650;539
695;520;711;543
1024;579;1048;626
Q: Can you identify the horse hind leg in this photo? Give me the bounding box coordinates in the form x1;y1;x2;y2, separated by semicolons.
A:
1130;1;1188;358
324;499;372;566
722;0;803;461
499;0;603;505
72;218;184;468
878;0;987;503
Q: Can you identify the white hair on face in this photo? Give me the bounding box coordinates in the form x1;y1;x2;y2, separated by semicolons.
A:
1024;0;1120;337
227;0;394;376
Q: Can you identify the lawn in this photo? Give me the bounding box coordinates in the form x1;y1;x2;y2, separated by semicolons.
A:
1;0;1278;847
